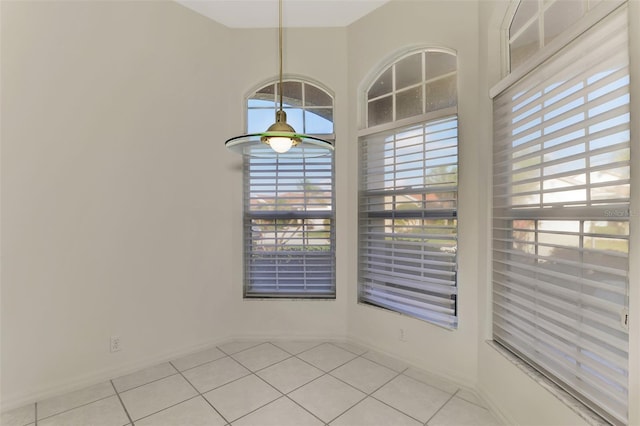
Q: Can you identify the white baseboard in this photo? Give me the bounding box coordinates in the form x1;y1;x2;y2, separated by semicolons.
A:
1;335;237;413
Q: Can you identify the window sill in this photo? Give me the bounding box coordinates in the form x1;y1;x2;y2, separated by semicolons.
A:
485;340;611;426
243;296;336;301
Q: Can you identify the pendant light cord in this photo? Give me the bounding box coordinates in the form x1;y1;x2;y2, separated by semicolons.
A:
278;0;283;113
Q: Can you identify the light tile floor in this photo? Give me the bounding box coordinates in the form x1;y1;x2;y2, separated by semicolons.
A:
1;340;502;426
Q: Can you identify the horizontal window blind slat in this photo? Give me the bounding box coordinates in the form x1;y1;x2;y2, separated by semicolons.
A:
361;268;456;291
493;269;626;311
492;246;628;278
494;279;625;335
492;260;625;312
493;290;628;354
494;336;628;424
361;297;456;328
493;312;627;375
363;282;455;309
493;324;628;405
364;253;456;269
363;260;455;279
495;334;628;413
493;205;630;220
362;293;454;318
493;52;628;131
361;240;457;255
493;314;628;398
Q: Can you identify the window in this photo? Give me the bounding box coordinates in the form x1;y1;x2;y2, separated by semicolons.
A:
244;80;335;298
359;49;459;329
508;0;610;71
493;4;630;424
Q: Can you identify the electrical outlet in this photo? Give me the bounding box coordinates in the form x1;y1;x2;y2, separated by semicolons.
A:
399;328;407;342
110;335;121;352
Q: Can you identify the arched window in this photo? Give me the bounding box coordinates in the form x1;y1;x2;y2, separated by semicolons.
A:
493;2;630;424
244;79;335;298
358;48;459;329
366;49;457;126
508;0;613;72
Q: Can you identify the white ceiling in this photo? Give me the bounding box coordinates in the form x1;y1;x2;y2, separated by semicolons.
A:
175;0;391;28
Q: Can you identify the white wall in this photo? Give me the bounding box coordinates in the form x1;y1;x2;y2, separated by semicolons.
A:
1;0;238;409
1;1;352;410
345;0;482;386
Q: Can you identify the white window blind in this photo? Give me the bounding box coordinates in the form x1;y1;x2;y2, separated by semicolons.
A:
492;5;629;425
244;80;335;298
359;113;458;329
245;156;335;297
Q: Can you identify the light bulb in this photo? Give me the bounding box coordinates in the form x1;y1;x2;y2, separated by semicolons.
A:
268;136;294;153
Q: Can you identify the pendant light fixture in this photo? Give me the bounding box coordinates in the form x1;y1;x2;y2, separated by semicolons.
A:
224;0;334;158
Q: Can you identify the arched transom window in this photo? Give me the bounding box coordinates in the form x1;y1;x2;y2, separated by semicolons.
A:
508;0;610;72
367;49;457;127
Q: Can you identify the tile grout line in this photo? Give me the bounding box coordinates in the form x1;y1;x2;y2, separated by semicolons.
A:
130;395;208;425
218;341;367;425
244;357;327;426
324;393;369;424
324;365;416;424
169;360;231;425
175;350;229;374
368;392;426;425
326;342;365;355
455;389;491;409
423;391;457;426
230;352;296;376
115;370;180;395
271;341;325;356
180;359;254;395
329;343;411;376
110;380;134;426
182;346;297;396
223;395;286;425
283;394;331;426
361;353;410;373
278;343;385;424
197;353;290;425
295;348;360;375
292;370;345;426
215;341;266;357
279;342;397;423
34;392;115;423
320;349;459;426
219;350;320;424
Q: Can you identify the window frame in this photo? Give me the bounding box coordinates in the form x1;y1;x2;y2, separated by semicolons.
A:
492;0;625;97
358;48;459;329
243;78;336;299
491;3;631;424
